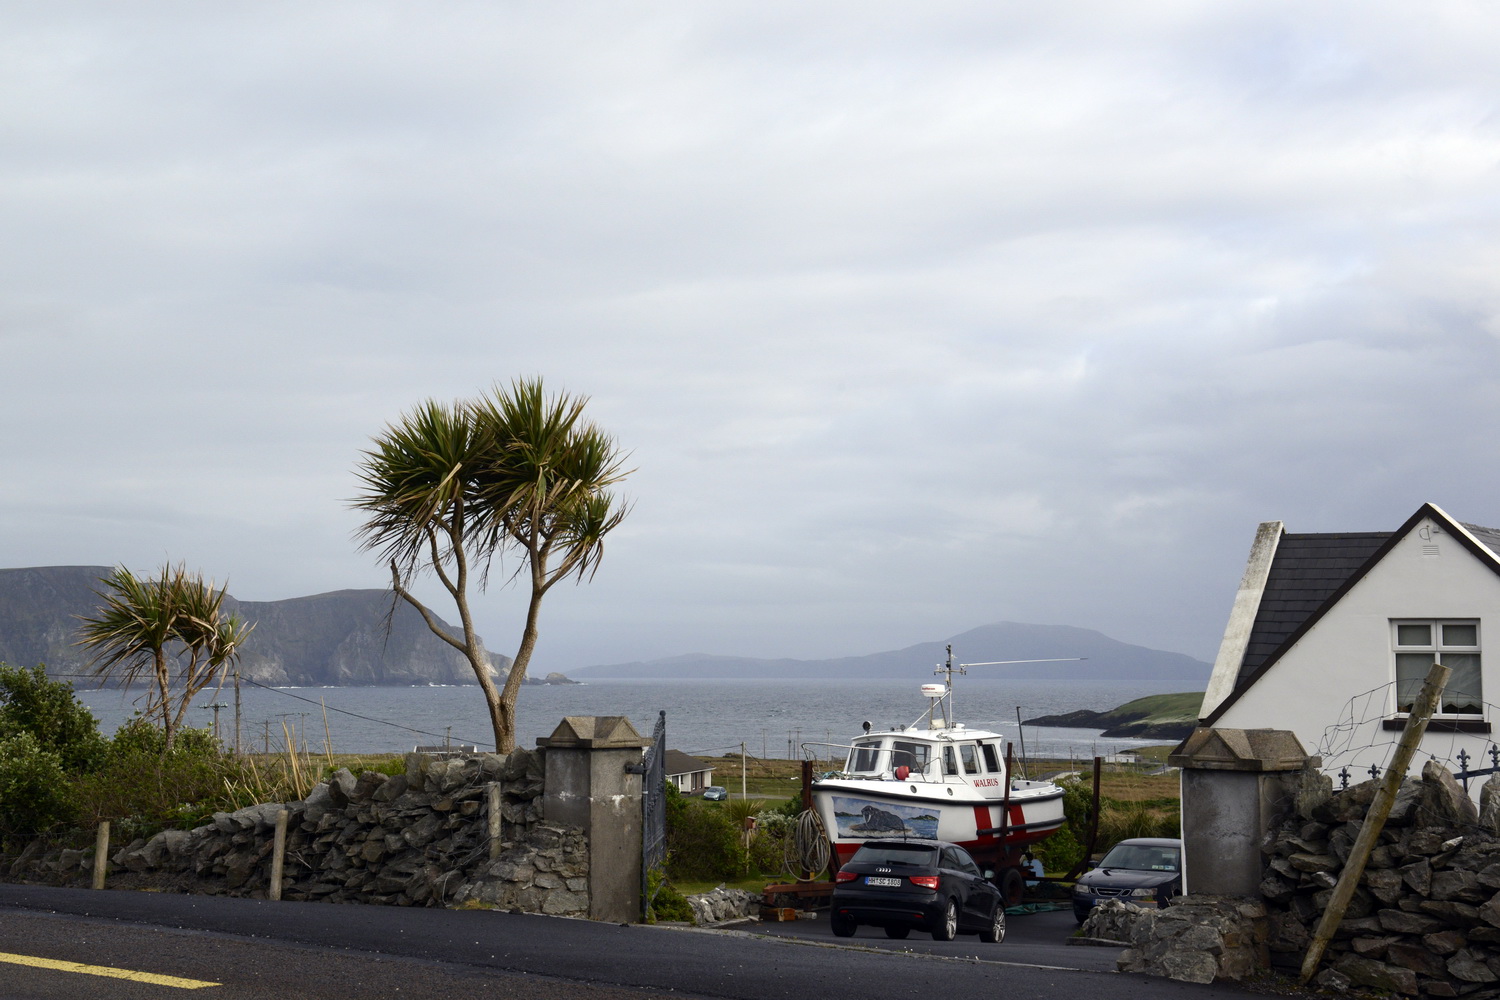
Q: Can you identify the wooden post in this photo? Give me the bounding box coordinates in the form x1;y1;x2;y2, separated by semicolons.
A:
92;821;109;890
488;782;503;861
1000;742;1015;864
1299;661;1450;985
233;669;241;755
269;808;289;901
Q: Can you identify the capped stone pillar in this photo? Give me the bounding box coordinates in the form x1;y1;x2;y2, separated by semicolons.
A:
1169;728;1315;897
538;716;650;922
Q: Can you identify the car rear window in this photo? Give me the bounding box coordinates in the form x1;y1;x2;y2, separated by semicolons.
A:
850;844;939;866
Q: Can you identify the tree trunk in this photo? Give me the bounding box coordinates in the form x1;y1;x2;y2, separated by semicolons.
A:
156;648;174;750
468;636;506;753
498;587;546;754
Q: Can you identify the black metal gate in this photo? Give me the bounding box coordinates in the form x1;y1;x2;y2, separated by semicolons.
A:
640;711;667;920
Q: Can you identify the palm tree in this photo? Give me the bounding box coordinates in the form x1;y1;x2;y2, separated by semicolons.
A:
74;564;254;749
351;378;630;753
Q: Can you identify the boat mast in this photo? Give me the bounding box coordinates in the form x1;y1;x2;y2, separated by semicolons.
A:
933;644;966;728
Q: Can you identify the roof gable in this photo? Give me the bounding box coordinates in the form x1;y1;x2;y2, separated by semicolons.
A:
1204;503;1500;726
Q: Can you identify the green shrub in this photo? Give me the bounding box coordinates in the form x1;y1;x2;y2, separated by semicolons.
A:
0;664;106;773
1033;823;1084;875
645;868;694;923
105;717;221;760
72;718;249;838
0;731;75;840
664;785;748;882
746;808;794;877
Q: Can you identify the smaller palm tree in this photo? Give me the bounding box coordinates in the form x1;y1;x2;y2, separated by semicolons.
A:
75;564;254;750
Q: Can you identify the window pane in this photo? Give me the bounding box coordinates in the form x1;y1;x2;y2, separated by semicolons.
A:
980;743;1000;772
1441;652;1483;713
1443;623;1479;647
1397;624;1432;646
959;745;980;774
1395;653;1431;711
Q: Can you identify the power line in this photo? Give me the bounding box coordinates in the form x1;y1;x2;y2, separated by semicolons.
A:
237;678;492;747
61;673;492;748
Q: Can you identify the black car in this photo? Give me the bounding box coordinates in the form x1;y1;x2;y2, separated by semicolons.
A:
1071;837;1183;924
830;839;1005;943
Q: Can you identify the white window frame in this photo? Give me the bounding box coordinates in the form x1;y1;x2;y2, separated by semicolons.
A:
1391;618;1482;717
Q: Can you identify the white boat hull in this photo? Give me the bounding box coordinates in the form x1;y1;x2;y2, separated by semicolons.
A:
812;777;1065;868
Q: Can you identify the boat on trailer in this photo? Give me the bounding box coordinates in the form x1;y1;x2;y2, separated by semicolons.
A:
808;648;1067;901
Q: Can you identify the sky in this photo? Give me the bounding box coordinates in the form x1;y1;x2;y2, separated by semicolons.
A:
6;3;1500;673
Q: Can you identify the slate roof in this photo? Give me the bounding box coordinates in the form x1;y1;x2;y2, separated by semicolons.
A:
1462;522;1500;558
663;749;713;778
1237;531;1391;687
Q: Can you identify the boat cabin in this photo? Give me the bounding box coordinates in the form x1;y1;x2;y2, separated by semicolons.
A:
843;729;1008;785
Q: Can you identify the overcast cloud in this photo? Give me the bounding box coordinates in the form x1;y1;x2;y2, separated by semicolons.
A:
5;3;1500;671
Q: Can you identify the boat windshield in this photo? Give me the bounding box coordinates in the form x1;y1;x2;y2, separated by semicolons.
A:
847;741;883;772
890;741;930;772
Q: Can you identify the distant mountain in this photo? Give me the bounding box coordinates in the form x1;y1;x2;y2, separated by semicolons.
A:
0;566;512;687
571;621;1211;684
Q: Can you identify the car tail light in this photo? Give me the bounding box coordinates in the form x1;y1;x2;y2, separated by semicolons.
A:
909;876;939;890
836;869;858;882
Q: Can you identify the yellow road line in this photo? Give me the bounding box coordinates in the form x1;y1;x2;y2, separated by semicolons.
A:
0;950;219;989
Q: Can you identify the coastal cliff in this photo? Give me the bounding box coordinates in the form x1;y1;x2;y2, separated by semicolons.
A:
0;565;544;687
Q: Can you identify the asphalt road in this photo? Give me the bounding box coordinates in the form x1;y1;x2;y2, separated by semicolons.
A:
0;886;1252;1000
750;902;1121;971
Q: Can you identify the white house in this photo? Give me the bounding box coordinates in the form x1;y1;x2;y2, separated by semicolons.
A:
663;749;715;793
1200;502;1500;796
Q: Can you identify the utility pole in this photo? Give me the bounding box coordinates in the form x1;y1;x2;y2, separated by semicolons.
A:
204;702;229;743
233;670;242;755
741;742;747;800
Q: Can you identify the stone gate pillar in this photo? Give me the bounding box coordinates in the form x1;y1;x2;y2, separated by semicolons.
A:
1169;728;1314;897
538;716;650;922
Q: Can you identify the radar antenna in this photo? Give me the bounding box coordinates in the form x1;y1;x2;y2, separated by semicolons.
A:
932;644;1088;726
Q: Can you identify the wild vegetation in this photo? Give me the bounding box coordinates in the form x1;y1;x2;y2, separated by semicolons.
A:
0;663;338;849
660;782;813;893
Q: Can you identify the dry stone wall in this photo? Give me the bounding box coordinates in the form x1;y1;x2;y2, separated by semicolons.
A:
1260;760;1500;996
4;749;590;916
1089;760;1500;995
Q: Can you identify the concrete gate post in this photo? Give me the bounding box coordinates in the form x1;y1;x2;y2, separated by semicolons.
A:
1169;728;1315;897
538;716;651;923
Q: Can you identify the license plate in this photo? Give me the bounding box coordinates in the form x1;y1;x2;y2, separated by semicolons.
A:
865;877;902;887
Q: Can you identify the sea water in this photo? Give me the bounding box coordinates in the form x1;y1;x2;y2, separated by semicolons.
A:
72;676;1187;763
